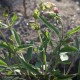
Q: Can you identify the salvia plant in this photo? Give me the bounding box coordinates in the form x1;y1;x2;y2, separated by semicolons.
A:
0;1;80;80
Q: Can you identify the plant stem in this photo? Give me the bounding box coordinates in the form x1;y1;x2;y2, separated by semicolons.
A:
23;0;28;18
38;30;42;44
66;53;79;75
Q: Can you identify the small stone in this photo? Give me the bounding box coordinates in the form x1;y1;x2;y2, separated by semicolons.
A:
76;1;79;5
76;8;80;11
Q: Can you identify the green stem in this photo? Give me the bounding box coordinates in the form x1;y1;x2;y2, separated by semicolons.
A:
38;30;47;75
38;30;42;44
43;50;47;75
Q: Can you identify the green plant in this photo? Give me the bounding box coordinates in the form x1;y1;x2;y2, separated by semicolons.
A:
0;1;80;80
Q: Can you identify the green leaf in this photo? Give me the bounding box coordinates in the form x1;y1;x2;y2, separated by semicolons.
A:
11;29;21;46
26;40;34;62
61;61;71;64
75;35;79;49
60;45;78;52
18;56;41;75
0;59;7;66
3;51;10;65
41;30;49;51
39;16;59;36
43;30;54;49
14;44;33;52
0;22;8;29
35;62;42;68
67;26;80;37
0;42;14;58
7;71;13;75
0;42;9;49
51;70;75;79
11;14;18;25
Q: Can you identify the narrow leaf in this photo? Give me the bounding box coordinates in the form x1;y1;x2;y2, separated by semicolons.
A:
18;56;41;75
15;44;33;52
0;22;8;29
11;14;18;25
26;40;34;62
12;29;21;45
60;45;78;52
39;16;59;36
67;26;80;37
0;59;7;66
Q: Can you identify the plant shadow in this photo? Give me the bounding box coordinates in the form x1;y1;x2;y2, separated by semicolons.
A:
72;0;80;6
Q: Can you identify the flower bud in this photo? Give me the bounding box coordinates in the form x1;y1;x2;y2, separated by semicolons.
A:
33;8;40;19
53;7;59;13
31;23;40;30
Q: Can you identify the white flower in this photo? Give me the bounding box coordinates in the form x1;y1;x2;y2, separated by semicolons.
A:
59;52;69;61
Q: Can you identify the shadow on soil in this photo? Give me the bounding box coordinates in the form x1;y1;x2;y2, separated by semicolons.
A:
72;0;80;6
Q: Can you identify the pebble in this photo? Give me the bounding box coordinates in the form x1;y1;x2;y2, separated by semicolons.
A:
76;1;79;5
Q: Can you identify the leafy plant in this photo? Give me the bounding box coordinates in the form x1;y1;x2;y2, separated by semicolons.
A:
0;1;80;80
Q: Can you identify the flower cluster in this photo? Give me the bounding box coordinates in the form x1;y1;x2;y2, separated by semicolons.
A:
40;2;59;13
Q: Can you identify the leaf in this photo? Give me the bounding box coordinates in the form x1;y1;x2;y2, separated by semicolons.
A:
14;44;33;52
60;45;78;52
18;56;41;75
0;22;8;29
11;29;21;46
35;62;42;68
41;30;50;51
26;40;34;62
51;70;75;79
11;14;18;25
3;51;10;65
7;71;13;75
0;59;7;66
67;26;80;37
42;30;54;49
39;16;59;36
0;42;14;58
0;42;8;49
75;35;79;50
